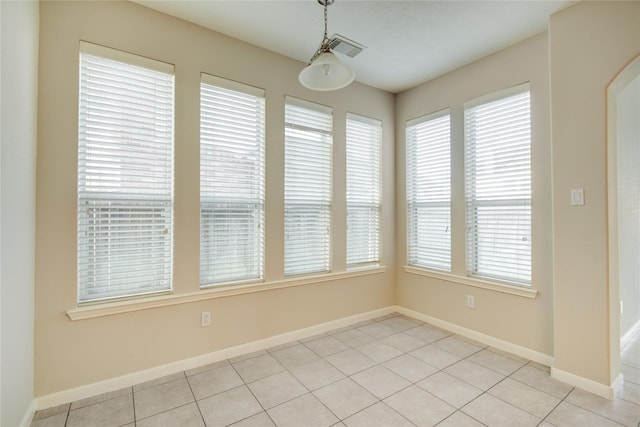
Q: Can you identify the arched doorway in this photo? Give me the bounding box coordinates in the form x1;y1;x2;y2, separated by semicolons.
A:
607;54;640;395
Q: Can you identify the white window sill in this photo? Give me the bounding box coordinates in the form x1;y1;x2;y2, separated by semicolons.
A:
67;266;387;321
403;265;538;299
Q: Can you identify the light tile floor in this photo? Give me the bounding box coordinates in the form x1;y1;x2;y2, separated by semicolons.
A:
31;314;640;427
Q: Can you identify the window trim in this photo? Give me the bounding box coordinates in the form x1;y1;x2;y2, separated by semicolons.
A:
80;40;174;74
403;265;537;299
405;108;452;272
67;266;387;320
464;82;529;110
199;73;266;287
77;41;175;305
284;96;333;277
463;82;532;286
346;112;383;270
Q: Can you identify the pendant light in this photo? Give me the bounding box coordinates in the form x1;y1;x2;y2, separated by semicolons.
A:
299;0;355;91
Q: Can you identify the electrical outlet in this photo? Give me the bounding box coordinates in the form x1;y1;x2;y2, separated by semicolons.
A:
201;311;211;327
467;295;475;309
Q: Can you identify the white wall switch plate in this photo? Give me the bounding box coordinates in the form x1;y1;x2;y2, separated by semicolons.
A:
571;188;584;206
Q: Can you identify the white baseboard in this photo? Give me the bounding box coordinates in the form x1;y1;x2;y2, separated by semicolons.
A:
621;318;640;350
31;303;626;413
35;306;395;410
396;306;554;367
19;399;37;427
551;367;619;400
396;306;620;400
612;372;625;398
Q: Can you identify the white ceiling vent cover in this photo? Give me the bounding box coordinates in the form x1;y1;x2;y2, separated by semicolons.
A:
329;34;366;58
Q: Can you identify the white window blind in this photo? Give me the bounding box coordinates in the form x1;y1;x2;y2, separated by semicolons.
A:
200;74;265;286
406;111;451;271
77;42;174;303
465;85;531;285
346;113;382;268
284;97;332;276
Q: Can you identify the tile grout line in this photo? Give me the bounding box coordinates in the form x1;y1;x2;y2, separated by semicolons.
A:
266;324;420;425
131;385;136;426
346;324;552;427
305;322;482;426
337;324;485;425
450;353;568;426
30;325;480;425
63;404;70;427
484;360;568;423
265;339;369;426
31;314;640;427
484;376;551;424
228;350;281;427
131;377;193;424
439;409;490;427
537;387;573;427
183;370;207;427
296;335;404;425
283;343;357;425
560;386;638;426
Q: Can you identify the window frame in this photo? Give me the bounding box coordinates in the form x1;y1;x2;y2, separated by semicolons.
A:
76;41;175;304
405;109;452;272
199;73;266;288
464;83;532;287
284;96;333;277
346;112;383;269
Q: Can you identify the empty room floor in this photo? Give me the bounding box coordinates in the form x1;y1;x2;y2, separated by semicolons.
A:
31;313;640;427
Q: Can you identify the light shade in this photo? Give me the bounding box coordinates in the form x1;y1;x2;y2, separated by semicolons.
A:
298;52;355;91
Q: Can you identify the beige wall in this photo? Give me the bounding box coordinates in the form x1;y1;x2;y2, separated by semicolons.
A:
35;1;395;397
550;1;640;386
34;0;640;402
1;0;39;425
395;1;640;391
395;32;554;356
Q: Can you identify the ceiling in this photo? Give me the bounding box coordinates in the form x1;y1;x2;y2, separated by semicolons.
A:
134;0;571;94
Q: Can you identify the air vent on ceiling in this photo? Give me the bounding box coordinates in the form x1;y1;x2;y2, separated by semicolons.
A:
328;34;366;58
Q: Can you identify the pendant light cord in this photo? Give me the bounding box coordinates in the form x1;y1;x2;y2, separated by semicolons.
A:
323;1;328;42
308;0;332;64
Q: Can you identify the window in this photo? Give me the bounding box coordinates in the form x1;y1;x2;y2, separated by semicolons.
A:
406;111;451;271
346;113;382;268
284;97;332;276
465;84;531;285
200;75;265;286
77;42;174;303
